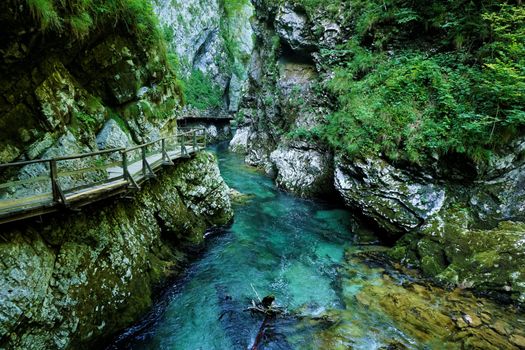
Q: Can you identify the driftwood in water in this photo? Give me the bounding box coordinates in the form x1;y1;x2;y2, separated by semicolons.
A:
245;291;287;350
245;295;285;317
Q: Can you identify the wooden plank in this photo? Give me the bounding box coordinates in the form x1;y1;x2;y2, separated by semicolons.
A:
0;175;50;190
0;193;53;212
66;179;128;202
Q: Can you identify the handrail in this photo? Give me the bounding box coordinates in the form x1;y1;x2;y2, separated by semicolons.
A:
121;139;162;153
0;127;205;198
0;127;208;224
54;147;125;161
0;157;52;169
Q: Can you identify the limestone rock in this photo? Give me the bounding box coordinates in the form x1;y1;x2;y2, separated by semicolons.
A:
35;61;77;130
0;152;232;349
275;5;312;50
230;126;252;154
334;156;446;235
96;119;132;150
270;142;333;198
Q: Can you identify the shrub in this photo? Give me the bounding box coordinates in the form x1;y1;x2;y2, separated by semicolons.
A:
180;70;223;110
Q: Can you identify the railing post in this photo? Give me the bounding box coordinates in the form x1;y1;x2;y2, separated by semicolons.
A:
193;130;197;150
50;159;66;206
141;146;147;178
203;128;207;148
122;151;129;181
162;138;166;161
122;150;139;190
161;138;171;165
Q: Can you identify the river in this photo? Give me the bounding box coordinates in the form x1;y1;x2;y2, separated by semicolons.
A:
108;142;524;350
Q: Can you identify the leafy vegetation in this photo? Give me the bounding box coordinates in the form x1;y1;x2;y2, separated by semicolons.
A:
266;0;525;164
179;70;223;110
26;0;163;46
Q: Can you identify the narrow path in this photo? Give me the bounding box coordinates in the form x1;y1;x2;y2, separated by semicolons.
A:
0;129;205;225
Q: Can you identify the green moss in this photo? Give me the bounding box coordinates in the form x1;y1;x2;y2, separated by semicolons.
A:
421;256;446;276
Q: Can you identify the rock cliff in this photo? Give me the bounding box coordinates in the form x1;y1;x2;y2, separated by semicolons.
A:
230;1;525;305
0;152;232;349
0;1;234;348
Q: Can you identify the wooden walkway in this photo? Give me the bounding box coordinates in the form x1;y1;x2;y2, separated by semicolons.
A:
0;128;206;225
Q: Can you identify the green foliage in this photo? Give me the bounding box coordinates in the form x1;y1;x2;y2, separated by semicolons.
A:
73;110;98;129
26;0;163;47
180;70;223;110
27;0;61;30
277;0;525;164
287;126;321;142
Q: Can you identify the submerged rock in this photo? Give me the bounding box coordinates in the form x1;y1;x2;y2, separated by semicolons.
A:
311;250;525;349
229;188;255;205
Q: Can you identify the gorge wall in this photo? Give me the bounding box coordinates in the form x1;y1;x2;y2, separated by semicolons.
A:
0;1;235;349
0;153;232;350
230;0;525;306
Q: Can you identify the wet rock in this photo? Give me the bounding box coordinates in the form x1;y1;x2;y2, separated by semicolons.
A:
270;142;333;198
334;156;446;236
470;163;525;226
229;188;254;205
0;152;232;349
350;270;524;349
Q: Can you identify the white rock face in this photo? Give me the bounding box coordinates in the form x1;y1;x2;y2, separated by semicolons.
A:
154;0;222;75
206;125;218;139
96;119;132;150
275;5;311;50
154;0;255;112
334;156;446;235
229;126;251;153
270;143;333;198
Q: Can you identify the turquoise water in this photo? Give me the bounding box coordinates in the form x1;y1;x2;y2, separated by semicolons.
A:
110;143;415;349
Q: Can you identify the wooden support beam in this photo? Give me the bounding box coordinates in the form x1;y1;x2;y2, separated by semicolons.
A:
122;151;139;190
161;138;172;165
50;160;67;206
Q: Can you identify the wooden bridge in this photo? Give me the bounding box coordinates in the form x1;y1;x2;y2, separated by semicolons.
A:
0;128;207;225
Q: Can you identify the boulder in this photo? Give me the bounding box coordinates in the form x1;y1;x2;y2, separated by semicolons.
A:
270;142;333;198
229;126;251;153
96;119;132;150
275;5;312;50
334;156;446;236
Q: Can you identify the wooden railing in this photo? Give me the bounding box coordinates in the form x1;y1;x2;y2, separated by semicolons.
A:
0;127;207;224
